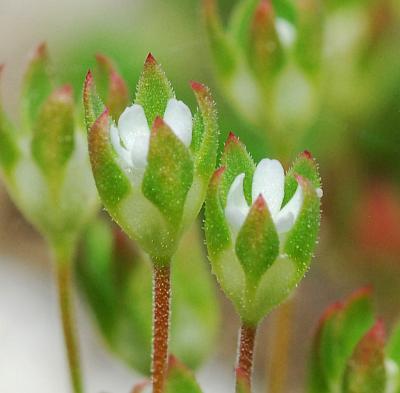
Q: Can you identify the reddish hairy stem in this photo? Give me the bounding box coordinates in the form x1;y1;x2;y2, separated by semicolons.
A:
237;324;257;391
152;264;171;393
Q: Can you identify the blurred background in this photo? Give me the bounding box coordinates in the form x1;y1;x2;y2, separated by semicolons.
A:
0;0;399;392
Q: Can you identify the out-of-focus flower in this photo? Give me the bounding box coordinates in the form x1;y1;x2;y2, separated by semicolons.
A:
205;133;322;325
0;43;98;250
84;53;219;262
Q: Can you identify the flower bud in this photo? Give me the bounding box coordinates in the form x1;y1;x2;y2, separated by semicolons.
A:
84;54;219;262
205;133;322;325
0;44;98;249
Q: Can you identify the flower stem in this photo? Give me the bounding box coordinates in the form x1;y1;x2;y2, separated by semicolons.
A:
151;262;171;393
54;244;83;393
236;323;257;392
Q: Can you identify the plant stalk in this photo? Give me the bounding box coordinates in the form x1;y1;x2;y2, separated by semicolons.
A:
54;244;83;393
152;263;171;393
236;323;257;392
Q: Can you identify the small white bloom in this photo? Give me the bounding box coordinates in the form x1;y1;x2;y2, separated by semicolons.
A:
225;158;321;238
110;98;192;180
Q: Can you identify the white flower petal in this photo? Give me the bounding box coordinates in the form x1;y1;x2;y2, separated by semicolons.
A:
163;98;192;147
274;185;303;233
276;18;296;47
252;159;285;216
130;130;150;172
225;173;250;237
110;124;132;167
118;104;150;151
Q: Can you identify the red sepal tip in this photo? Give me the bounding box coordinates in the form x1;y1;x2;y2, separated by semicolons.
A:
145;52;157;65
301;150;313;160
153;116;164;130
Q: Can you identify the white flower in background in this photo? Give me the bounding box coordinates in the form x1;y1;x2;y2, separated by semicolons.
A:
225;158;322;237
110;98;192;177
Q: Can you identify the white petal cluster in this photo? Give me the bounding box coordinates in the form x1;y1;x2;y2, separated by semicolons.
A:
225;158;322;238
110;98;192;180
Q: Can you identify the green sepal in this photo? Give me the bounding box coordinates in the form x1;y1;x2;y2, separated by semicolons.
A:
236;194;279;287
283;175;320;271
31;85;75;186
343;320;387;393
220;132;255;205
236;368;251;393
294;0;323;75
190;81;219;180
283;150;321;206
307;287;375;393
21;43;53;127
94;54;129;120
165;356;204;393
249;0;284;82
387;320;400;367
83;70;105;132
0;66;19;175
227;0;259;51
142;117;194;227
203;0;237;78
88;109;131;208
134;53;174;126
204;167;232;259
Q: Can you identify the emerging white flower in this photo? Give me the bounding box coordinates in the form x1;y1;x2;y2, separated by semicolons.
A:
225;158;322;238
110;98;192;178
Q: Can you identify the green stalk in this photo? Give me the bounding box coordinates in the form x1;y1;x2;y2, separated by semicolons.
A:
53;241;83;393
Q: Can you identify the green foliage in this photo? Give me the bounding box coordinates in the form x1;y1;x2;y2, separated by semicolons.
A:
165;356;204;393
343;321;387;393
307;288;375;393
78;218;219;376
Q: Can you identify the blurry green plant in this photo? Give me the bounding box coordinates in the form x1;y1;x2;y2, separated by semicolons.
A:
78;216;219;375
0;44;99;393
205;133;322;390
308;287;400;393
83;53;219;393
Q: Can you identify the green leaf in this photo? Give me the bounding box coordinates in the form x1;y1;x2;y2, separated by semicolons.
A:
228;0;259;51
190;81;219;180
283;175;321;270
31;85;75;185
204;167;232;259
165;356;203;393
94;53;129;120
88;109;131;208
142;118;193;227
387;320;400;366
343;320;387;393
307;288;375;393
0;66;19;175
220;132;255;205
236;195;279;288
21;43;53;127
294;0;323;75
78;219;219;375
203;0;237;77
83;70;105;132
134;53;174;126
